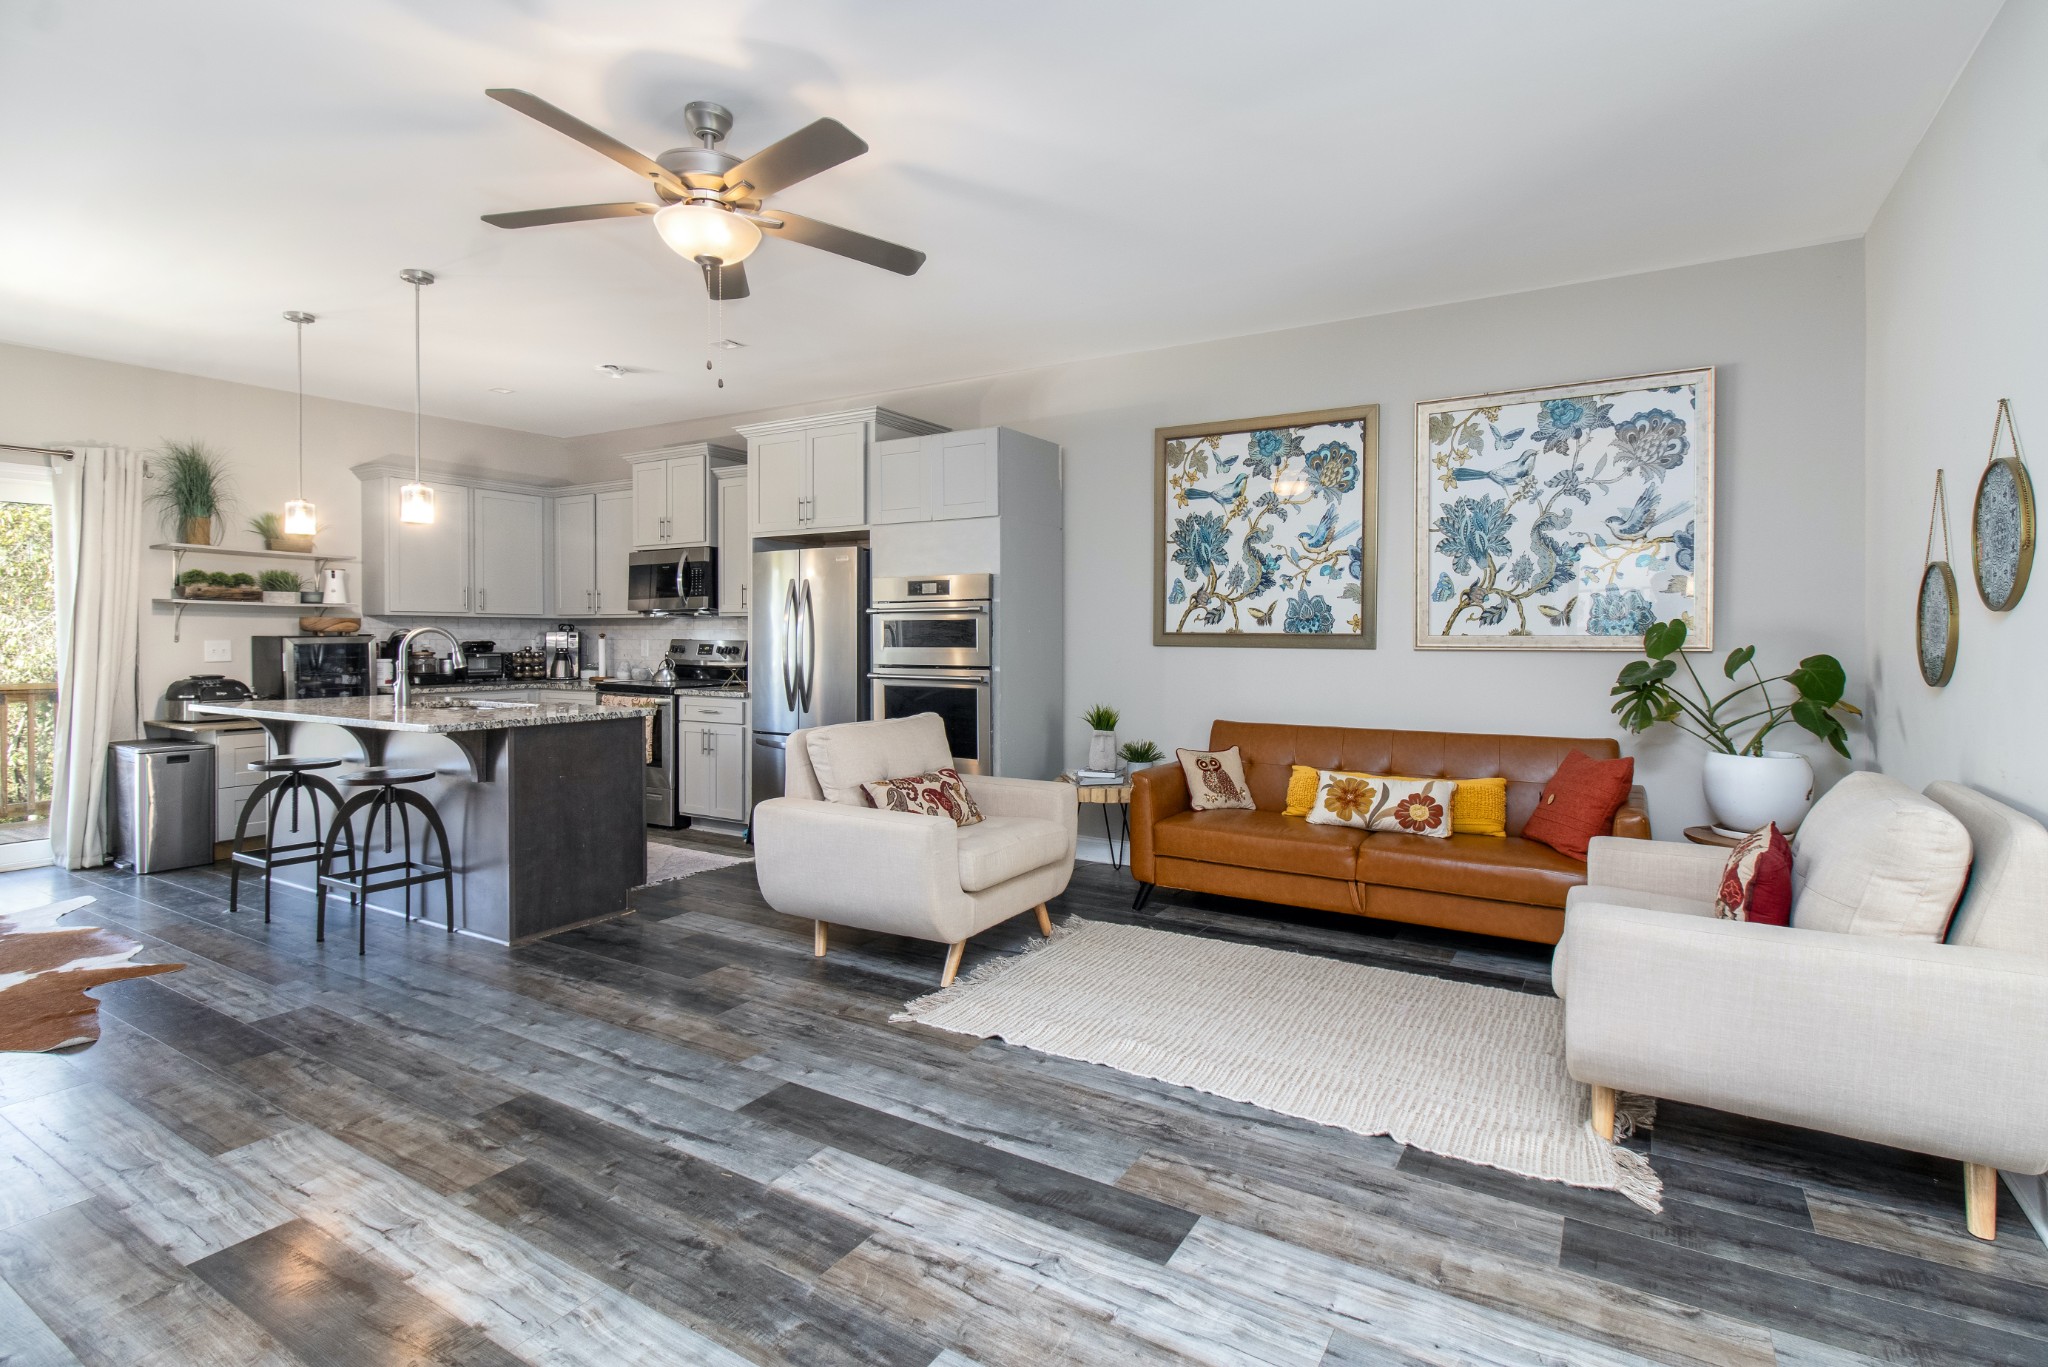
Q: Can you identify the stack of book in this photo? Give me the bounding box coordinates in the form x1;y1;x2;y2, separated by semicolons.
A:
1074;768;1124;786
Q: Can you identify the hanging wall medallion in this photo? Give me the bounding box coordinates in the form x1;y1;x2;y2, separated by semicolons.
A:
1972;398;2035;611
1919;470;1959;687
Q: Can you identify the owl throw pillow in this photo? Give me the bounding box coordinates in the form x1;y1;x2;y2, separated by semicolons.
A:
1176;746;1255;811
861;768;985;827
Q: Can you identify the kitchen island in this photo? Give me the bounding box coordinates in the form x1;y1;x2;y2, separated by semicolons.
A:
195;696;649;944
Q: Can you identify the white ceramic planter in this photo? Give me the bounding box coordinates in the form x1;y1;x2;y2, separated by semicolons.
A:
1702;749;1815;836
1086;729;1118;771
261;590;300;605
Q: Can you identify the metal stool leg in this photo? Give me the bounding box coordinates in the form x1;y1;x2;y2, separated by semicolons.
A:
227;773;290;915
318;791;378;945
400;790;458;934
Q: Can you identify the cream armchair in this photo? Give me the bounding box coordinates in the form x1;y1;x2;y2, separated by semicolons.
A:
753;713;1077;985
1556;775;2048;1240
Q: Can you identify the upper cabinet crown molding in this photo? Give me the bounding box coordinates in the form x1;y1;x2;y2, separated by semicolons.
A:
617;441;745;467
733;407;948;441
349;457;573;497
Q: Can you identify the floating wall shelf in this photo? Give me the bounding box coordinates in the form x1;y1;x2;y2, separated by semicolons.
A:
150;543;360;641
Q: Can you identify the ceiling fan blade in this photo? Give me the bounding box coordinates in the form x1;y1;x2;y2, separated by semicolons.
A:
755;209;925;276
485;88;682;192
701;260;750;300
722;119;868;198
481;201;658;229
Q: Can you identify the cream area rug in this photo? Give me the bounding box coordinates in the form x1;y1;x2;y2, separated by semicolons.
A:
897;917;1660;1210
644;843;752;887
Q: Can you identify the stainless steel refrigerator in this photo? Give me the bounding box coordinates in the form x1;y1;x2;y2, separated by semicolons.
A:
751;543;869;813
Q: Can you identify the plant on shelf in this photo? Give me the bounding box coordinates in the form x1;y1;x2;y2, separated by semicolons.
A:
147;440;233;546
258;569;304;605
1119;739;1164;769
1081;703;1121;771
248;510;315;554
1609;617;1861;834
179;568;260;601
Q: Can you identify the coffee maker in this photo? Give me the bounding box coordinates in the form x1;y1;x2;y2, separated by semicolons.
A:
543;624;582;680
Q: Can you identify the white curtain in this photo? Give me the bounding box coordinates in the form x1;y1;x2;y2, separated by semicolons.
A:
48;446;142;868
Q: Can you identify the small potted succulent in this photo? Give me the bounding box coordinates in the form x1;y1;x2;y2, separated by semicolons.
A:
1082;703;1121;771
1118;739;1165;771
148;440;233;546
249;511;314;554
259;569;304;605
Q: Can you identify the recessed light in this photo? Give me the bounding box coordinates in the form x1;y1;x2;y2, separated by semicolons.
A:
487;386;515;394
595;363;630;379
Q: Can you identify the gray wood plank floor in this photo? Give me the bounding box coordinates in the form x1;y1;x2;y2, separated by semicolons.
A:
2;833;2044;1366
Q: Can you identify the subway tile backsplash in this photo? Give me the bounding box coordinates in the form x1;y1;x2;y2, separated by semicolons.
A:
364;614;748;680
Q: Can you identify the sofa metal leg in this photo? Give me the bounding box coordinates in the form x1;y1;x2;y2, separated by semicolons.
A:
940;940;966;988
1034;903;1053;937
1590;1084;1617;1142
813;921;828;958
1965;1162;1998;1241
1132;882;1154;911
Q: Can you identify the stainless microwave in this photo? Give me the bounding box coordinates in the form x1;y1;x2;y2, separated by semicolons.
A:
628;546;717;614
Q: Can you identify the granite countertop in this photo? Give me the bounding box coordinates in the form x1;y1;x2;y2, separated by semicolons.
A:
193;697;649;734
144;717;265;734
398;680;598;695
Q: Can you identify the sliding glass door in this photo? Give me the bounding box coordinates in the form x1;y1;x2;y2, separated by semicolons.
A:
0;462;56;871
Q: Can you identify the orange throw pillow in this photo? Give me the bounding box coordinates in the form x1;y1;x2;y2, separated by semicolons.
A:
1521;750;1635;861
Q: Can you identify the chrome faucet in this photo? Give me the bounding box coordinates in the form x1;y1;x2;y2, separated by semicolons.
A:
392;626;467;712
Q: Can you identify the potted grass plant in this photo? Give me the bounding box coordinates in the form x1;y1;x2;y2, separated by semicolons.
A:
148;440;233;546
249;510;314;554
1609;618;1860;834
1082;703;1121;771
1119;739;1165;771
259;569;304;605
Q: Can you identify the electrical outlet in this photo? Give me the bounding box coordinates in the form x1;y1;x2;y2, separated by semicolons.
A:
203;639;232;663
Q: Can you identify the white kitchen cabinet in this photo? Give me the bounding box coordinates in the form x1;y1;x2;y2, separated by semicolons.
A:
214;728;271;841
595;489;634;615
678;721;746;821
715;469;748;615
750;431;806;532
623;443;740;549
472;488;545;616
807;421;867;529
739;408;949;536
552;493;596;615
380;478;472;614
866;428;1016;525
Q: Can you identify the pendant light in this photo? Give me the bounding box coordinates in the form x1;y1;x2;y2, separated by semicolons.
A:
281;310;318;535
398;268;436;524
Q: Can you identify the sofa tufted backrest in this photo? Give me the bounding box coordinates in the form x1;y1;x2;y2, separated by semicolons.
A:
1208;720;1621;836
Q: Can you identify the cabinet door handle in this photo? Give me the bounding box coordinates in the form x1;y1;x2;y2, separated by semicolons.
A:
479;589;486;612
740;584;746;610
596;590;602;611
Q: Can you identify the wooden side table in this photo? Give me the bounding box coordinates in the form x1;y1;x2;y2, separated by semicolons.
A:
1683;825;1744;848
1060;774;1134;870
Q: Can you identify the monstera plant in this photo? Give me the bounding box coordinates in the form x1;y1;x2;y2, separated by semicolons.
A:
1609;618;1861;834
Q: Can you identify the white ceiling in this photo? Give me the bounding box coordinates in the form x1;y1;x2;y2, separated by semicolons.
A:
0;0;1998;438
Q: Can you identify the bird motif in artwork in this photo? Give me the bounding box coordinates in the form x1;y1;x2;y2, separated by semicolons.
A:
1450;449;1537;489
1182;474;1249;505
1195;754;1246;805
1603;488;1693;542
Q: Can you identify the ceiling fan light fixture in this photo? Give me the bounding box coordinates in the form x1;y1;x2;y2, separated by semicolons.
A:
652;200;761;265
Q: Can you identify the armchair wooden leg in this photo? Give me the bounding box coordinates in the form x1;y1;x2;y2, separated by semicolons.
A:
813;921;828;958
940;940;966;988
1590;1084;1617;1142
1034;903;1053;937
1965;1162;1998;1241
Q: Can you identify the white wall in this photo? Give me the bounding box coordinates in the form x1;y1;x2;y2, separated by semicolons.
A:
0;340;569;712
1865;0;2048;818
575;243;1868;833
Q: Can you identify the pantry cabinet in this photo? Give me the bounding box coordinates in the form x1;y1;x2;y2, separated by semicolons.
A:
623;443;741;549
715;468;749;615
737;408;948;536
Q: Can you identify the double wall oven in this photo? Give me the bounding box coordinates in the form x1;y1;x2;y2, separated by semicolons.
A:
868;574;993;774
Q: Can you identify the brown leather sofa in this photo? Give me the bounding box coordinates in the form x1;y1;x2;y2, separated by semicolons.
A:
1129;720;1651;944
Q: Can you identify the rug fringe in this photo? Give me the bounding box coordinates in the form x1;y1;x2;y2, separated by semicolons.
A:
890;915;1083;1023
1608;1140;1665;1213
1613;1091;1657;1140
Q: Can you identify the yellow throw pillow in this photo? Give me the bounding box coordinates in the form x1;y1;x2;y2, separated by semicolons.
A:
1284;764;1507;835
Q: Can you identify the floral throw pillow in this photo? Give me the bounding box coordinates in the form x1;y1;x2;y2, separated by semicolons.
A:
1305;773;1457;838
1715;823;1793;925
861;768;985;827
1176;746;1255;811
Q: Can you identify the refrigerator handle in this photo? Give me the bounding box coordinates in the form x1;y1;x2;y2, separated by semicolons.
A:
781;578;801;712
798;579;817;713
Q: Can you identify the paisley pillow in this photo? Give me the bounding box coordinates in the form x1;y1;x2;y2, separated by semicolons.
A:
861;767;985;827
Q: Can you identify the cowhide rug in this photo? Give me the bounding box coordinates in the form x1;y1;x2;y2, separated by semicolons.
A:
0;897;184;1052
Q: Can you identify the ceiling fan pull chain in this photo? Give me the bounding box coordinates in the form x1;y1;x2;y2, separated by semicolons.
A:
714;263;725;388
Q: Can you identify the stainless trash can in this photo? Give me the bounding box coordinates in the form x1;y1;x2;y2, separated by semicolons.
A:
107;739;216;873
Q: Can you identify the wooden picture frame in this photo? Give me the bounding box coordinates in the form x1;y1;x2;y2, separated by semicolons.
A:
1415;367;1715;651
1154;404;1379;648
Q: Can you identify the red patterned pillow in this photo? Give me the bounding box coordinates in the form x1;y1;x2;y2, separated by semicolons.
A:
1715;824;1793;925
1521;750;1636;861
861;767;985;827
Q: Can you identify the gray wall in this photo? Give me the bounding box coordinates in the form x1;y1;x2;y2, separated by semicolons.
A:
574;242;1868;833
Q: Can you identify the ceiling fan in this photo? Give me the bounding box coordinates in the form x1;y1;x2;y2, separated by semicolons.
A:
480;89;925;300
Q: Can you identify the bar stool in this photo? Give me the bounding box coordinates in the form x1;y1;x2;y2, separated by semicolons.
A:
315;767;455;955
228;756;348;922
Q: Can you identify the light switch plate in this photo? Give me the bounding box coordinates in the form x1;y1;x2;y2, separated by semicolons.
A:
202;639;232;662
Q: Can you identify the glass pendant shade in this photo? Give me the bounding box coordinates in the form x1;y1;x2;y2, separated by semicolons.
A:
282;499;318;536
652;201;762;264
399;482;435;524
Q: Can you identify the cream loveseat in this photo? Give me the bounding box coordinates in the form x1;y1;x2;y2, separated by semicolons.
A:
752;714;1077;985
1556;773;2048;1239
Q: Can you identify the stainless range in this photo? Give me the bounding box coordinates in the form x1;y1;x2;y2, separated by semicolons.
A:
596;638;748;827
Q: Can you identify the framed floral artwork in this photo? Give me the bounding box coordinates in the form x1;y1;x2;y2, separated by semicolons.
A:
1154;404;1379;648
1416;368;1714;651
